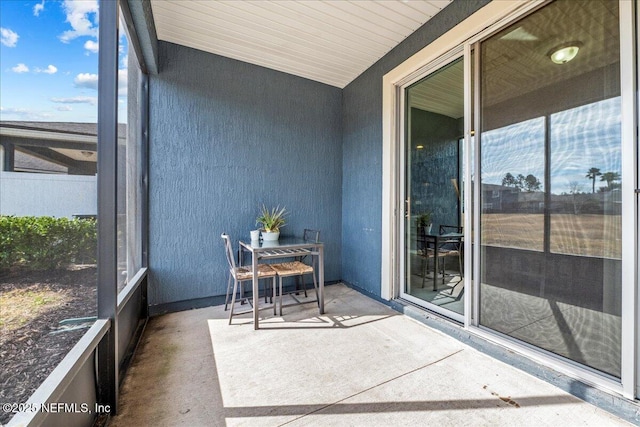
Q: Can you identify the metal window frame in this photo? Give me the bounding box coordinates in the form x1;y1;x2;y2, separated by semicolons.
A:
97;0;120;411
97;0;152;413
618;0;638;400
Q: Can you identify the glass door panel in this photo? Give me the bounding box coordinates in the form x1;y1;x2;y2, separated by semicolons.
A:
403;57;465;318
478;0;622;377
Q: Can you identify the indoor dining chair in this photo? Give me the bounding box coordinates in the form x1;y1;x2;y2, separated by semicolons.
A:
221;233;277;324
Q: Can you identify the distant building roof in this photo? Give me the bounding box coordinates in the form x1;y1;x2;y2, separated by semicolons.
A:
0;121;126;138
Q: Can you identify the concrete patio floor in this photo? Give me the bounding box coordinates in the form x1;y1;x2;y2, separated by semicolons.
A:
109;284;632;426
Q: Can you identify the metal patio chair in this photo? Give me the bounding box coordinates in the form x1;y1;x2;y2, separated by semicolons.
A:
269;228;319;315
222;233;277;324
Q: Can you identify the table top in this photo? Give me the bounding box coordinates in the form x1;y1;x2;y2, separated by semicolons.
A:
424;232;463;239
239;237;323;253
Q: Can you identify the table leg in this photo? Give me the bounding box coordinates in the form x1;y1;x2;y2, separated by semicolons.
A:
433;236;439;291
252;254;259;330
318;245;324;314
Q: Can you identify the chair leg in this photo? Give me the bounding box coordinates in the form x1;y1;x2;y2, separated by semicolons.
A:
420;256;426;288
273;276;277;315
301;275;308;297
279;276;284;316
311;272;319;307
224;273;233;311
229;278;239;325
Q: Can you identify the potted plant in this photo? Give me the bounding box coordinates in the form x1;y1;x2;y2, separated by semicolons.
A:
256;205;287;241
416;212;432;235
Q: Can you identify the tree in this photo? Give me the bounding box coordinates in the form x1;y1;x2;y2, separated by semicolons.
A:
568;181;585;214
501;172;541;192
599;171;621;191
586;167;602;194
523;174;541;192
502;172;519;189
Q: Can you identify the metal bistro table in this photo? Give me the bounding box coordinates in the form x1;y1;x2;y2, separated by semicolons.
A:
424;232;463;291
238;237;324;329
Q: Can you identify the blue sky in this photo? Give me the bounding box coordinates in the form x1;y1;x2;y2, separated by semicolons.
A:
0;0;128;123
482;98;622;195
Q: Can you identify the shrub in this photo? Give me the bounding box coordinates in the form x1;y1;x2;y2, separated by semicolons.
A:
0;216;97;270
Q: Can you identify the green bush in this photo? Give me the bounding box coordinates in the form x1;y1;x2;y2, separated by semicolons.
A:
0;216;97;270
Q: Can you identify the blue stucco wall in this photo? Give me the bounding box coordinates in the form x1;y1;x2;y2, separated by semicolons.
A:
341;0;490;297
410;108;461;231
149;42;342;307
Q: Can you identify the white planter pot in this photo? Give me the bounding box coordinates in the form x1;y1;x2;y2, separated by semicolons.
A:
262;231;280;241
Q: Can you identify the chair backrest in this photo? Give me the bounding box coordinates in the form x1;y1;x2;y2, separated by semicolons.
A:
438;225;462;250
439;225;463;235
303;228;320;242
221;233;236;270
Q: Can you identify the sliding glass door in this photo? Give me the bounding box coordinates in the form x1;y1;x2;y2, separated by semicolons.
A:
477;0;622;378
401;56;465;320
398;0;630;382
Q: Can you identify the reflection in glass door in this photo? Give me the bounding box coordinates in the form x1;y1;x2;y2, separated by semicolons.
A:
402;57;465;319
478;0;622;377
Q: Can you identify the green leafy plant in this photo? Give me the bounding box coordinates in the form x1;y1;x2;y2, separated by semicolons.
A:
0;215;97;270
256;205;287;232
416;212;432;228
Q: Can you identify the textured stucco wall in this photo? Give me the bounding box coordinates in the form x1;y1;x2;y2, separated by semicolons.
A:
149;42;342;306
341;0;490;297
410;108;461;231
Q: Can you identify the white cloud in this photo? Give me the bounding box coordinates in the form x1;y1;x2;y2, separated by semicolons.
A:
55;105;73;111
1;28;19;47
84;39;99;53
74;72;98;89
35;64;58;74
120;52;128;69
118;69;128;95
71;70;127;94
51;96;97;105
33;0;46;16
59;0;98;43
11;63;29;73
0;106;53;120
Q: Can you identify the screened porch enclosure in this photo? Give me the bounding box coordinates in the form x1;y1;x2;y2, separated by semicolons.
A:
3;1;638;426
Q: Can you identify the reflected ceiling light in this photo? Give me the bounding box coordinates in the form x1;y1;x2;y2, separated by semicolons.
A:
548;42;582;64
416;145;424;149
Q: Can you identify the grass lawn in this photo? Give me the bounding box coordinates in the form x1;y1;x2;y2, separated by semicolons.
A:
481;213;621;258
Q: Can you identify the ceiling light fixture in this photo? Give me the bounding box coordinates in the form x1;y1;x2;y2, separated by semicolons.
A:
416;145;424;150
548;42;582;64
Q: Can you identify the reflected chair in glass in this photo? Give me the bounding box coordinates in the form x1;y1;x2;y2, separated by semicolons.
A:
437;225;463;291
417;230;437;288
270;229;319;315
221;233;277;324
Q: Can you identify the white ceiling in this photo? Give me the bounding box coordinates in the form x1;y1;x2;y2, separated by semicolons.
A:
150;0;452;88
408;58;463;118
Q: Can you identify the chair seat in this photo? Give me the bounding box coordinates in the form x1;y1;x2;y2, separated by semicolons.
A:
233;264;277;280
438;249;460;257
270;261;314;277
